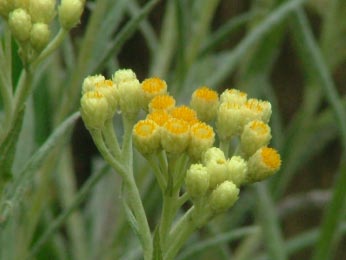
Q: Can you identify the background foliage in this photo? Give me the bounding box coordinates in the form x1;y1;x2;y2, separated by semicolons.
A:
1;0;346;259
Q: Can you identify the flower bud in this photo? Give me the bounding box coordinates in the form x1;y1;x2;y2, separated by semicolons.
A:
227;156;247;187
58;0;84;30
190;86;219;122
29;0;55;23
246;147;281;183
240;120;271;158
133;119;161;155
185;164;209;200
202;147;228;189
216;102;246;140
94;80;119;118
82;74;105;94
161;118;190;154
209;181;239;213
80;91;109;130
30;23;50;51
188;122;215;161
220;88;247;104
8;8;32;42
140;77;167;109
148;94;176;113
112;69;141;119
0;0;14;18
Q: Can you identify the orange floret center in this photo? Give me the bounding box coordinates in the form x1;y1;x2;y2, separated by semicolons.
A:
142;77;166;94
171;105;199;125
134;120;158;137
195;87;218;101
149;94;176;111
250;121;268;135
261;147;281;170
147;110;171;126
164;118;189;135
191;122;214;139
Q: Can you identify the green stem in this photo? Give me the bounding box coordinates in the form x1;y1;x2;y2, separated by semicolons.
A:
146;154;167;191
102;119;121;158
160;193;178;250
31;29;67;69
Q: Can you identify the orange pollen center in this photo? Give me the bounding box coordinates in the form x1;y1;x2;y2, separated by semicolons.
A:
195;87;218;101
147;110;171;126
134;120;157;137
250;121;268;135
164;119;189;135
191;122;214;139
171;106;198;124
142;77;166;94
261;147;281;169
150;95;175;110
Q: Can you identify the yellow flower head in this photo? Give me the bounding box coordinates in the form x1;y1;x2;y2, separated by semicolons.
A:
190;86;219;122
246;147;281;183
149;94;176;113
133;119;161;155
188;122;215;161
170;105;199;125
146;110;171;126
141;77;168;109
161;118;190;154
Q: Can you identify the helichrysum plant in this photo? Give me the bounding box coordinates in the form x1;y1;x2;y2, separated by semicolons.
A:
80;68;281;259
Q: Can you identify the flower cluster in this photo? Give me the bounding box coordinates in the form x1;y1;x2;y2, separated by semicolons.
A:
1;0;84;60
80;69;281;210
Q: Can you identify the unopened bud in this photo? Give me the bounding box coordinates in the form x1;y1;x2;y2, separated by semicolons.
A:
8;8;32;42
209;181;239;213
185;164;209;200
30;23;50;51
58;0;84;30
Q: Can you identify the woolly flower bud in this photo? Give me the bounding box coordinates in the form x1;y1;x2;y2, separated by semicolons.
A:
190;86;219;122
246;147;281;183
227;156;247;187
81;91;109;130
185;164;209;200
133;119;161;155
140;77;167;109
216;102;247;140
240;120;271;158
30;23;50;51
0;0;14;18
243;99;266;123
220;88;247;104
94;80;119;118
58;0;84;30
170;105;199;125
209;181;239;214
112;69;141;119
149;94;176;113
202;147;225;165
8;8;32;42
259;100;272;123
188;122;215;161
146;110;171;126
112;69;137;84
161;118;190;154
14;0;29;9
202;147;228;189
82;74;105;94
29;0;55;23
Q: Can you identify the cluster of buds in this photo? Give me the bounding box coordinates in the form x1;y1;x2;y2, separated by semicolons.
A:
1;0;84;59
80;68;281;217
